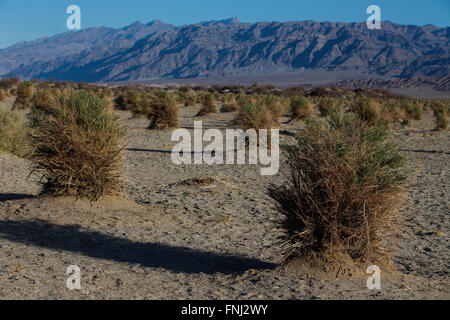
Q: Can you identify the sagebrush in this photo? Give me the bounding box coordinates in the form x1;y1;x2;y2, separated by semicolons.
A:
30;91;125;201
269;110;407;265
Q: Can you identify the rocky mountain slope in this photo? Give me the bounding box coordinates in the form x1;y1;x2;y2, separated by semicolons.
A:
1;18;448;83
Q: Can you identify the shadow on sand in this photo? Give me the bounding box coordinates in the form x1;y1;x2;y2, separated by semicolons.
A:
0;219;276;275
0;193;35;202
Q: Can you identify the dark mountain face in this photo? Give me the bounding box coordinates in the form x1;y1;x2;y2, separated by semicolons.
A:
0;20;175;77
1;19;448;82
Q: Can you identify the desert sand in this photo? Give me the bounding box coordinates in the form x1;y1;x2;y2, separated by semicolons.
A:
0;104;448;300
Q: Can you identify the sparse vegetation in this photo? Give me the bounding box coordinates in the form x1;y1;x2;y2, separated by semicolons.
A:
0;77;20;90
115;89;140;111
290;96;313;120
30;91;125;201
269;109;407;265
196;93;217;116
350;97;381;124
13;81;35;109
221;94;239;113
0;104;31;157
147;91;179;130
318;98;336;116
234;97;280;131
431;101;448;131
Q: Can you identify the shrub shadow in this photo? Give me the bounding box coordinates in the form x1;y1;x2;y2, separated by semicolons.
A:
0;193;35;202
0;219;276;275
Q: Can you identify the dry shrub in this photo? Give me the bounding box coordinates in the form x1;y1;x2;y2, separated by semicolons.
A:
401;100;424;121
31;89;60;112
146;91;179;130
196;93;217;116
268;110;407;267
114;89;140;111
318;98;336;116
221;94;239;113
0;77;20;90
0;89;5;102
258;94;285;119
349;97;381;124
13;81;35;109
431;101;448;131
179;90;196;107
30;91;125;201
234;97;280;131
290;96;313;121
378;100;405;124
0;104;31;157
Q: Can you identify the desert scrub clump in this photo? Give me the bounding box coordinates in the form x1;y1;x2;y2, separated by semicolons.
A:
30;91;125;201
349;97;382;124
196;93;217;116
258;94;285;119
234;98;280;131
401;100;424;121
290;96;313;121
13;81;35;109
114;89;140;111
0;88;5;102
31;89;59;112
221;94;239;113
318;97;336;116
268;109;407;266
146;91;179;130
0;104;31;157
431;101;448;131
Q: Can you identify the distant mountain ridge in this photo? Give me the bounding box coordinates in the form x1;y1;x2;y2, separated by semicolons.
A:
1;18;449;84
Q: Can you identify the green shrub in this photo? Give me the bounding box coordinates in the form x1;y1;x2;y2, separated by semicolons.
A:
290;96;313;120
196;93;217;116
234;98;280;131
115;89;140;111
349;97;381;124
431;102;448;131
13;81;34;109
268;109;407;266
146;91;179;129
318;98;336;116
0;104;31;157
401;100;424;121
221;94;239;113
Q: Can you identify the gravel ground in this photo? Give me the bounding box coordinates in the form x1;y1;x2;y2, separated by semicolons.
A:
0;105;448;300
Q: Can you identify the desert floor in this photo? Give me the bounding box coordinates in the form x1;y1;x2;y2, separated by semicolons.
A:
0;103;448;299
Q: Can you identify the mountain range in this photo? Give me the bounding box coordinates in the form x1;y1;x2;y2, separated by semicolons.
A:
1;18;449;84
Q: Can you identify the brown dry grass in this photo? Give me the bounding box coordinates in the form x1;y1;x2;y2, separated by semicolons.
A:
196;93;217;116
30;91;125;201
146;91;179;130
233;97;281;131
290;96;314;121
13;81;35;110
0;104;31;157
269;110;407;267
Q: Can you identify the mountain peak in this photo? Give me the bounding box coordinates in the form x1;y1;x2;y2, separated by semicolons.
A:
200;17;241;26
147;19;164;26
1;19;448;82
125;21;144;29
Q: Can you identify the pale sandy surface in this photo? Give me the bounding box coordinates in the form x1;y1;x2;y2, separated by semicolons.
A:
0;105;448;300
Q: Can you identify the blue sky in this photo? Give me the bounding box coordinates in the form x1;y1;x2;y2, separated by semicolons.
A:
0;0;449;48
